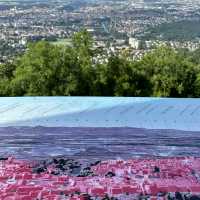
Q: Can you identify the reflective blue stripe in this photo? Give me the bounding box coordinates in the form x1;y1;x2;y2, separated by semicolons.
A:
0;97;199;131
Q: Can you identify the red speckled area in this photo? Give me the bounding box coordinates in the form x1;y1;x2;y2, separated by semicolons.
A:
1;157;200;200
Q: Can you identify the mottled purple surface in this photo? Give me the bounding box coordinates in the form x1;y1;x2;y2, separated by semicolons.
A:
0;127;199;160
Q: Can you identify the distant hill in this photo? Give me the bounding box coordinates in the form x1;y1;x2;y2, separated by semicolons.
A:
142;20;200;41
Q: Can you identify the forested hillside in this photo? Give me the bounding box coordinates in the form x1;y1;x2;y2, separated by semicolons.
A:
142;20;200;41
1;30;200;97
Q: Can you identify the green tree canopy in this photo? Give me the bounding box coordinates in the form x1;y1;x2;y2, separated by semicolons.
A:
0;31;200;97
139;46;199;97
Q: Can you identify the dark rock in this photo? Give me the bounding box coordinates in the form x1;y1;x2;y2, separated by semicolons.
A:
56;164;66;171
90;160;101;166
33;167;46;174
77;167;94;177
105;171;115;177
175;192;184;200
51;171;60;175
0;157;8;161
102;194;110;200
158;192;167;197
32;157;90;176
184;194;190;200
80;193;92;200
68;162;81;170
167;193;174;200
154;166;160;173
102;194;118;200
74;191;81;195
58;158;67;165
83;167;91;171
190;195;200;200
53;158;59;164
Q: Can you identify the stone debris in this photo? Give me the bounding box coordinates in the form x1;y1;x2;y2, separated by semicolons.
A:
0;157;200;199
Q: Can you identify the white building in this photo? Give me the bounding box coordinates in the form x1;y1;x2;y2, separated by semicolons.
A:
129;37;140;49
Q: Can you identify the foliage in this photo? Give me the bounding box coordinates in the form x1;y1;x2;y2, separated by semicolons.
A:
0;62;16;96
0;30;200;97
142;20;200;41
139;46;199;97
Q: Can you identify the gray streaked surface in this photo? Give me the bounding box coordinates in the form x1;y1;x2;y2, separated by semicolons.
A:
0;127;199;160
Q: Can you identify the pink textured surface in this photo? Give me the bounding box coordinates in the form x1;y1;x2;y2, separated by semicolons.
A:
1;157;200;199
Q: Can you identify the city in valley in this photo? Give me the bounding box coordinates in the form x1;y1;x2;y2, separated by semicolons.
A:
0;0;200;62
1;1;200;200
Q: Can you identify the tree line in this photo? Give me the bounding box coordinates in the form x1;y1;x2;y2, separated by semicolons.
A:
0;30;200;97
